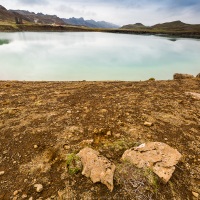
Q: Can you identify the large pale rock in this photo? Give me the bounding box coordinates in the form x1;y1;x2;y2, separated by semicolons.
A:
77;147;115;191
173;73;194;80
185;92;200;100
122;142;182;183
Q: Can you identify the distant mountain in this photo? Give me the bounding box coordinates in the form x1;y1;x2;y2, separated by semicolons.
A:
0;5;24;23
62;17;119;28
121;23;147;29
121;20;200;32
0;4;119;28
10;10;65;25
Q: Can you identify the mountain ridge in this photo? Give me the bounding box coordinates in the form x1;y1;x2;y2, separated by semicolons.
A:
0;4;119;28
121;20;200;32
62;17;119;28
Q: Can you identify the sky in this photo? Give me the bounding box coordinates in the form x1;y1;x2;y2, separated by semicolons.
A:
0;0;200;26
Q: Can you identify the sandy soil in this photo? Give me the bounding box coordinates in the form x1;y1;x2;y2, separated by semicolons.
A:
0;79;199;200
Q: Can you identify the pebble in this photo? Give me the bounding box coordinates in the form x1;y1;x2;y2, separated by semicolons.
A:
29;197;33;200
22;194;28;199
63;144;70;150
67;110;72;114
13;190;19;196
106;131;112;136
0;171;5;176
144;121;153;127
115;133;121;138
192;191;199;198
34;145;38;149
34;184;43;193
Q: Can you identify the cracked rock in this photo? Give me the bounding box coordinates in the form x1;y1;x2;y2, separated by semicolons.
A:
185;92;200;100
77;147;115;191
122;142;182;183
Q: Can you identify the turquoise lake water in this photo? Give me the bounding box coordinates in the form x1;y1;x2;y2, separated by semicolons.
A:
0;32;199;81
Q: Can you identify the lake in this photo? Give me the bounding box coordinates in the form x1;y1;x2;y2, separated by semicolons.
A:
0;32;199;81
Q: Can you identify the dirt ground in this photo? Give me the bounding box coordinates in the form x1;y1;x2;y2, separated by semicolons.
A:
0;79;199;200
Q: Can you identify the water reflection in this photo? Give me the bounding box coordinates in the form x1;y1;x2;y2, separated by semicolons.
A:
0;39;10;45
168;38;177;42
0;32;199;81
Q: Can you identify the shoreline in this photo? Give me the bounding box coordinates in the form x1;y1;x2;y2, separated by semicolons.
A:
0;24;200;39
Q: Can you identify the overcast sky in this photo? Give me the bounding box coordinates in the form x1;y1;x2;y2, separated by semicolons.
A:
0;0;200;26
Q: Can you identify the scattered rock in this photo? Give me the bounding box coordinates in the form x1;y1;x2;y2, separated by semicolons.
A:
185;92;200;100
77;147;116;191
196;73;200;78
192;191;199;198
28;197;33;200
22;194;28;199
122;142;182;183
173;73;194;80
100;109;108;114
34;145;38;149
13;190;19;196
63;144;70;150
34;184;43;193
106;131;112;136
115;133;121;138
144;121;153;127
0;171;5;176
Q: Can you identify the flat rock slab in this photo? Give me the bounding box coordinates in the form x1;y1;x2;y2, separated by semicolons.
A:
77;147;116;191
122;142;182;183
185;92;200;100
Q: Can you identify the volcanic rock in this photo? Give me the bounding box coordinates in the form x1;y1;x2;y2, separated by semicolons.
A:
122;142;182;183
77;147;115;191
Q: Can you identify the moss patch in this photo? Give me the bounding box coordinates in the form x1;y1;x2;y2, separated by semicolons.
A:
66;153;82;175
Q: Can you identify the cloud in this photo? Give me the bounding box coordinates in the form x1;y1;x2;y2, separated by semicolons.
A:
0;0;200;25
18;0;48;5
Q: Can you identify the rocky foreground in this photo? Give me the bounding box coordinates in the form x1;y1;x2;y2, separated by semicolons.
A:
0;77;200;200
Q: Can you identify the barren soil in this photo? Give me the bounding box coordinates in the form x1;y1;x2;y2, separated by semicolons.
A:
0;79;199;200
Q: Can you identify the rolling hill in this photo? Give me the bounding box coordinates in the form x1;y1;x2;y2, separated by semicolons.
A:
121;20;200;32
62;17;119;28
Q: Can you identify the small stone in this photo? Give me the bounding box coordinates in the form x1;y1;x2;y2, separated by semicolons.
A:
63;144;70;150
100;109;108;113
34;145;38;149
164;138;168;141
3;150;8;155
13;190;19;196
147;134;152;139
192;192;199;198
0;171;5;176
29;197;33;200
34;184;43;193
67;110;72;114
106;131;112;136
115;133;121;138
13;161;17;164
24;179;28;183
144;122;153;127
22;194;28;199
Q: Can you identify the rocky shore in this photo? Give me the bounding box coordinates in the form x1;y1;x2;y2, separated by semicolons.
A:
0;24;200;39
0;75;200;199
